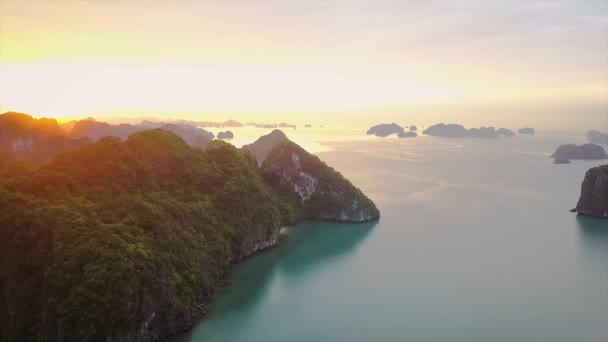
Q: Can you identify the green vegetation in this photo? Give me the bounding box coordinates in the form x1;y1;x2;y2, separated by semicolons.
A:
0;130;287;341
0;129;379;341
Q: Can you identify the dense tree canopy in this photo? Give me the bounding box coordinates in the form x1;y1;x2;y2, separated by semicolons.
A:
0;130;287;341
0;128;378;341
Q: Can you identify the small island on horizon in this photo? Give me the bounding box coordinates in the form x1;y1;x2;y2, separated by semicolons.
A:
422;123;516;139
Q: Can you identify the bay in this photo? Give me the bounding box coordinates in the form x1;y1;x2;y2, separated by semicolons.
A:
177;132;607;342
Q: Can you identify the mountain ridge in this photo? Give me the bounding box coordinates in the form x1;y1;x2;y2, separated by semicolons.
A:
0;128;379;341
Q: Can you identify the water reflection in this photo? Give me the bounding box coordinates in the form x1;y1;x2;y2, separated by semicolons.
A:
575;215;608;266
175;220;377;341
276;221;377;276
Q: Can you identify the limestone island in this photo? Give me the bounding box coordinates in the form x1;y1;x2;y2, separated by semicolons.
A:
587;130;608;144
518;127;535;135
497;128;515;137
0;125;379;341
367;123;405;137
399;131;417;138
217;130;234;140
573;164;608;219
551;143;608;160
422;123;514;139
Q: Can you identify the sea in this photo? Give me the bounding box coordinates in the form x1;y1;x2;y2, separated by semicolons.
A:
176;127;607;342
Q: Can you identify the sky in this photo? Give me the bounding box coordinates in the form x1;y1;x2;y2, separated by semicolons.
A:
0;0;607;131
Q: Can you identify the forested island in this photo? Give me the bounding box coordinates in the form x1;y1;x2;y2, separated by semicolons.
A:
0;115;379;341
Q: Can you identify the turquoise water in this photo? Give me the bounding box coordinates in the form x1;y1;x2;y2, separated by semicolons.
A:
177;134;607;342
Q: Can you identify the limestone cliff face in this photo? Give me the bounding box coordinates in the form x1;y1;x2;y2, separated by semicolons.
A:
575;164;608;219
232;227;281;261
1;128;380;342
262;141;380;222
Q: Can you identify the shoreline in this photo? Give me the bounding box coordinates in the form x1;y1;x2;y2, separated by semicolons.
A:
164;218;380;341
165;234;285;341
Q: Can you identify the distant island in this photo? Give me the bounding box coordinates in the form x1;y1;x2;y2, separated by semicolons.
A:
399;131;417;138
367;123;418;138
587;130;608;144
553;158;571;164
0;112;224;163
422;123;515;139
123;118;243;129
497;128;516;137
0;126;379;341
247;122;297;129
367;123;405;137
242;129;291;164
573;164;608;218
216;131;234;140
551;143;608;160
518;127;535;135
304;124;312;128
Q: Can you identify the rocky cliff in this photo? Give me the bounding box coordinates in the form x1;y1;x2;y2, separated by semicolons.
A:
575;164;608;219
262;141;380;222
366;123;405;137
242;129;290;163
70;118;215;143
422;123;513;139
0;112;90;163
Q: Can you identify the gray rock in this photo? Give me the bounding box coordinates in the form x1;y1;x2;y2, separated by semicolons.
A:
217;131;234;140
575;164;608;218
367;123;405;137
551;144;608;160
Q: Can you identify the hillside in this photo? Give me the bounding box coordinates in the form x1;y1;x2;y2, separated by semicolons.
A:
0;112;90;163
0;129;379;341
262;141;380;222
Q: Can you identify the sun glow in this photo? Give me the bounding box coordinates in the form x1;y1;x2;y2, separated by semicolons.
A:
0;62;464;120
1;1;606;129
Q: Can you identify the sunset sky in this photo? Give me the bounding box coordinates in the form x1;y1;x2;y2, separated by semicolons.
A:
1;0;606;130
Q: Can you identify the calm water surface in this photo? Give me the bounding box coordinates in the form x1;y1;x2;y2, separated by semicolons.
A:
177;132;607;342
